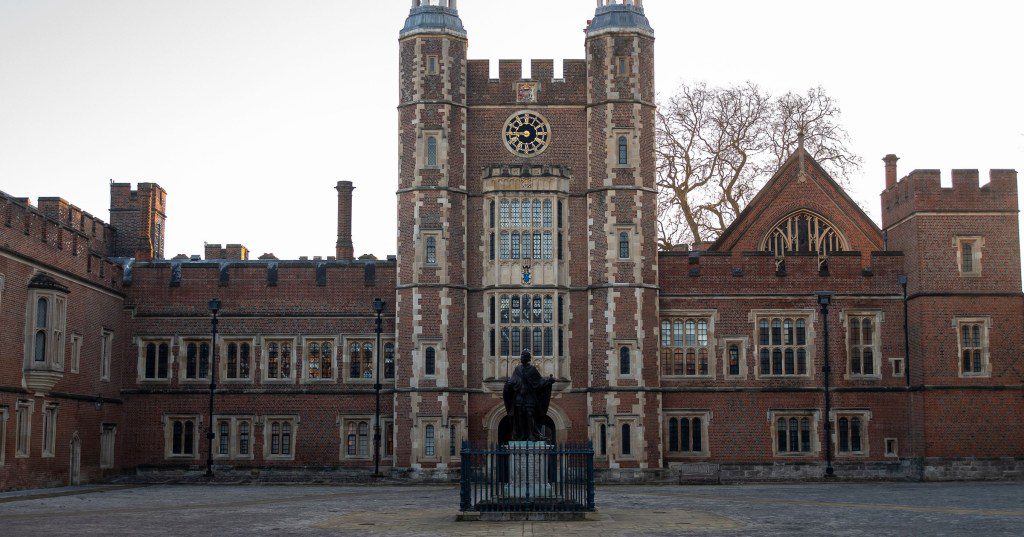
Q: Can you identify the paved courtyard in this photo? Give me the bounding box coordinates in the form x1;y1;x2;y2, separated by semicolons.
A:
0;482;1021;536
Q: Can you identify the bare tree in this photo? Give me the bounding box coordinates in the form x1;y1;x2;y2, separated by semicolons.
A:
656;82;861;249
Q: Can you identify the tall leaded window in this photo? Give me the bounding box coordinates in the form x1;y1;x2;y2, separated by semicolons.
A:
617;136;628;165
425;136;438;167
836;415;865;454
34;297;47;362
142;341;171;380
847;314;880;377
100;331;113;381
346;421;370;458
619;232;630;259
425;236;437;265
183;341;210;380
957;319;988;376
268;419;294;458
306;339;334;380
169;417;196;457
494;294;561;365
425;347;436;376
384;342;395;379
495;197;555;261
728;344;741;376
425;424;436;457
775;415;813;454
757;315;810;377
619;346;631;376
28;291;67;368
761;210;847;258
225;341;251;380
265;340;293;380
660;317;711;377
666;415;705;455
621;424;631;456
218;420;230;456
957;237;982;275
348;341;373;379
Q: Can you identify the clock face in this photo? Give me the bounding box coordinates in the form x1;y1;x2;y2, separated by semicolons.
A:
503;111;551;157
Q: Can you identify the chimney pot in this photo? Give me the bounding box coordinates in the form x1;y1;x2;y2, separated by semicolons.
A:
884;154;899;189
336;181;356;260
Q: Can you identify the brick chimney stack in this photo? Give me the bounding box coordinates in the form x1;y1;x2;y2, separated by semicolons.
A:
336;181;355;260
884;154;900;189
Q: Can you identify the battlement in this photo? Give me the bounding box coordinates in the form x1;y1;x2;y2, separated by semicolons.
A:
881;167;1018;227
109;182;167;260
0;191;123;291
467;59;587;105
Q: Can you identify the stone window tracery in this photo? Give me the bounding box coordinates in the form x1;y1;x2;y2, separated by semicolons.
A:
761;210;847;258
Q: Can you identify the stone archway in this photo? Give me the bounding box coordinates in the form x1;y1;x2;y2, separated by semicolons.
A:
482;402;571;446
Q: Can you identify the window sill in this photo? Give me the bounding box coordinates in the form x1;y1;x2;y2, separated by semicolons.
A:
262;378;296;384
847;375;882;380
772;452;819;459
836;452;868;458
301;378;338;384
265;456;296;462
959;373;991;379
221;379;254;384
166;455;198;460
757;375;813;379
666;452;710;458
138;379;172;383
345;379;376;384
180;379;211;384
662;375;715;380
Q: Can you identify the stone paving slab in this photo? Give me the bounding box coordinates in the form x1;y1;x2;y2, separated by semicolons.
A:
0;483;1020;536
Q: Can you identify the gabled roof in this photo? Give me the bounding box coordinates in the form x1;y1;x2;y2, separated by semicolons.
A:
711;149;883;253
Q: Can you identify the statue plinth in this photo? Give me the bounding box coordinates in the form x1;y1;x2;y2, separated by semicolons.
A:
503;441;553;499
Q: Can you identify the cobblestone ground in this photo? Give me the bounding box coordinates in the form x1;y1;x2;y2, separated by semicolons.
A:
0;482;1021;536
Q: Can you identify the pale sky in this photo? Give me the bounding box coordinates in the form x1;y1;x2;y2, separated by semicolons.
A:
1;0;1022;260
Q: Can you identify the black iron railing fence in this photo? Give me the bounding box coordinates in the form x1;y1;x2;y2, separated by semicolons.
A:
459;441;595;513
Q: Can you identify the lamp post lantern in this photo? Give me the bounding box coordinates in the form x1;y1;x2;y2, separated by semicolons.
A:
372;297;386;478
205;298;221;478
816;291;835;478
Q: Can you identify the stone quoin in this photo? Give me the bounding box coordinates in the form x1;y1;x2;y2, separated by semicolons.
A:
1;0;1022;490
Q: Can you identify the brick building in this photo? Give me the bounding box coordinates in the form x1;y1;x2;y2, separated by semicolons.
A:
1;0;1021;490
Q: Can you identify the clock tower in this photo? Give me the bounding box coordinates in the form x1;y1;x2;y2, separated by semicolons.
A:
395;0;470;471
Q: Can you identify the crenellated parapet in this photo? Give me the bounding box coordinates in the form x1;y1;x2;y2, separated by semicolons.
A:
881;168;1018;228
0;191;124;290
466;59;587;105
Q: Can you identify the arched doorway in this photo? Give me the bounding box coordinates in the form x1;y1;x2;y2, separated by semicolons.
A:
69;433;81;486
497;415;556;445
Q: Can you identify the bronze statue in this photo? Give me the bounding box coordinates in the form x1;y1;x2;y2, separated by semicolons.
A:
503;350;555;442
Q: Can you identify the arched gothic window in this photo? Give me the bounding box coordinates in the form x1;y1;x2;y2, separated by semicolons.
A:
619;346;631;375
761;210;847;258
425;347;436;376
425;136;438;167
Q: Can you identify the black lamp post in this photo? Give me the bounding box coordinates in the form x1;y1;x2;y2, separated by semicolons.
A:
372;297;386;478
205;298;221;478
816;291;835;478
898;275;910;388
